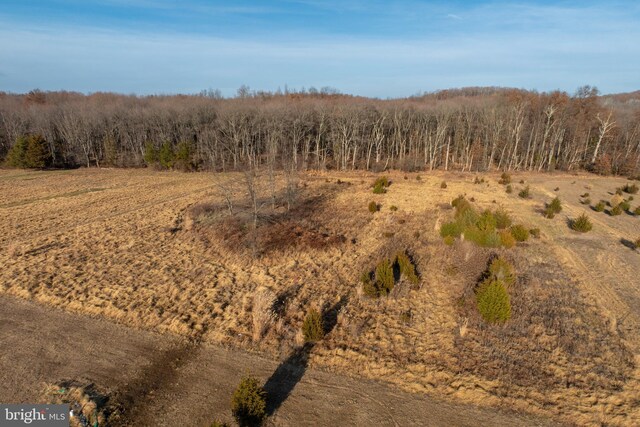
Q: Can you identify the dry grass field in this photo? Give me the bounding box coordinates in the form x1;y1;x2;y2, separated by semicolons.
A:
1;168;640;425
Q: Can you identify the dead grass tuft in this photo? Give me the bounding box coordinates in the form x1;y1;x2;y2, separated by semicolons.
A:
252;287;275;342
42;380;109;427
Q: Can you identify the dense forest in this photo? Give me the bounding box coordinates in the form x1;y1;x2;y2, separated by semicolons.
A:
1;86;639;175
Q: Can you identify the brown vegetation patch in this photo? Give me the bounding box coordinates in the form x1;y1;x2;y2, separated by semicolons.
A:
190;187;348;256
3;169;640;425
42;380;110;427
257;220;347;251
454;247;633;403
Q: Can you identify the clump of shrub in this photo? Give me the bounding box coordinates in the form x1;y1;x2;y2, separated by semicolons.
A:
396;251;419;285
477;209;497;231
474;176;485;184
548;197;562;213
211;421;230;427
498;172;511;185
505;184;513;194
530;228;541;239
488;257;516;287
499;230;516;248
594;201;606;212
451;194;466;208
634;206;640;216
372;176;390;194
510;224;530;242
610;204;623;216
544;197;562;218
571;213;593;232
361;251;419;297
375;176;389;187
610;194;624;208
158;141;176;169
443;235;455;246
475;257;515;324
361;271;377;297
302;308;325;342
441;198;526;248
368;201;379;213
518;186;531;199
440;221;462;238
372;181;387;195
440;181;447;189
389;205;398;211
375;259;396;291
231;376;267;427
400;310;412;325
494;208;512;229
622;183;639;194
581;198;591;205
5;134;52;169
477;280;511;323
633;238;640;249
464;227;501;247
364;259;395;297
580;192;590;198
145;140;195;170
620;200;631;212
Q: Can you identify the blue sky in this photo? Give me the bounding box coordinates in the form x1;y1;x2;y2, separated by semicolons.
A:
0;1;638;97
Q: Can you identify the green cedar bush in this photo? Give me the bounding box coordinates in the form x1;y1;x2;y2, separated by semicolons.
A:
510;224;530;242
231;376;267;427
571;213;593;232
476;279;511;323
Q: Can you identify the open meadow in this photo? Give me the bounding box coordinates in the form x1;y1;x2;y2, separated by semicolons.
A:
1;168;640;426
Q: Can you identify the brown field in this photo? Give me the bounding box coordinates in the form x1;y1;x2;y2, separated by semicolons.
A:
1;168;640;426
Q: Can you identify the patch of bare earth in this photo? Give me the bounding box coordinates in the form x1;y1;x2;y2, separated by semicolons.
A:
0;295;552;426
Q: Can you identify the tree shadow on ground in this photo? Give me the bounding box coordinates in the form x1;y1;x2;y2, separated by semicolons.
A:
263;296;348;416
620;238;638;250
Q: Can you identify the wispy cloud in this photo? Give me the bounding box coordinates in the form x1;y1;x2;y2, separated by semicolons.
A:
0;1;638;97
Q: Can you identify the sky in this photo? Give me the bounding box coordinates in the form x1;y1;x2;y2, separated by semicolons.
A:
0;0;639;98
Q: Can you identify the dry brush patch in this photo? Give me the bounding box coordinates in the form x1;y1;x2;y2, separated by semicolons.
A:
41;380;110;427
454;248;634;423
188;181;351;258
1;169;639;425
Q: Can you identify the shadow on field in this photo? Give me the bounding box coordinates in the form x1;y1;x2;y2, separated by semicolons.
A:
264;297;348;416
620;238;638;250
109;339;202;425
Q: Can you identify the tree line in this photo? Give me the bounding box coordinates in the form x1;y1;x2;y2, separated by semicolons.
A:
0;86;638;175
